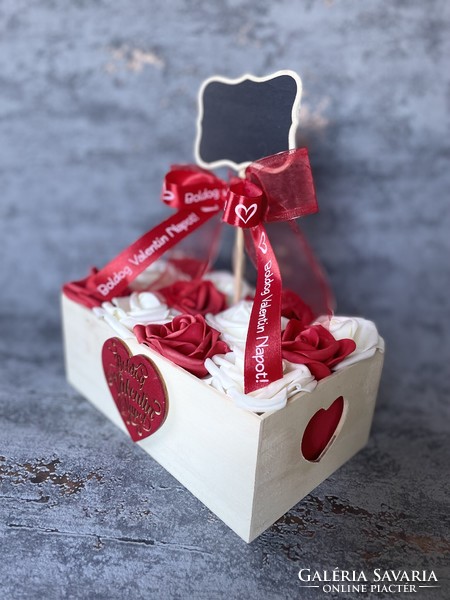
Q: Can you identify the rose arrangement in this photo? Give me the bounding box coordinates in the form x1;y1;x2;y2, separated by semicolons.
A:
93;264;384;411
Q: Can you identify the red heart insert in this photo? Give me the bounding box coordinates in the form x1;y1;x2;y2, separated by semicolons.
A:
301;396;345;461
102;337;168;442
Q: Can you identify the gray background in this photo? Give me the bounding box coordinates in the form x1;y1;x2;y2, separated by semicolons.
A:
1;1;449;599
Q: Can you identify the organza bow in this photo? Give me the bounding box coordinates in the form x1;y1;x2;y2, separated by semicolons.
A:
63;148;331;392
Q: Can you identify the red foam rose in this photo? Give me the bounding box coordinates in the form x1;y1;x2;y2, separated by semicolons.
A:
63;268;133;309
281;289;314;326
281;321;356;380
158;279;227;316
134;314;230;378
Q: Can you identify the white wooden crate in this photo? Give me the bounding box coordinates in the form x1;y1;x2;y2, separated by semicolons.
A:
62;293;384;542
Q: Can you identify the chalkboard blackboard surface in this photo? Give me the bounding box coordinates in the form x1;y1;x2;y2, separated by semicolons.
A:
195;71;302;171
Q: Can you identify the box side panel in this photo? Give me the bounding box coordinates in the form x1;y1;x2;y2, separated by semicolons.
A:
249;351;384;541
62;294;260;542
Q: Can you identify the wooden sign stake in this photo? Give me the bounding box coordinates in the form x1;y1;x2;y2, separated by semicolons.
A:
195;71;302;301
233;227;245;304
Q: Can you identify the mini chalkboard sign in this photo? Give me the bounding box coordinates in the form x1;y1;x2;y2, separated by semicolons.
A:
195;71;302;172
195;70;303;302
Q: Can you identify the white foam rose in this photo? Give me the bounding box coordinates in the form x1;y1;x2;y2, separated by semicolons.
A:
204;349;316;412
130;259;188;291
315;315;384;370
205;301;252;349
206;300;289;351
93;292;172;339
203;271;253;305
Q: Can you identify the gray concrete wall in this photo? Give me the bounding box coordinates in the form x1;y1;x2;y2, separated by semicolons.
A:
2;2;449;388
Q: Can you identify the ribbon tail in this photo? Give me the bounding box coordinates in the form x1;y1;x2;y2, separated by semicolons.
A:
166;213;224;280
244;221;335;322
244;224;283;394
287;220;335;317
65;204;222;307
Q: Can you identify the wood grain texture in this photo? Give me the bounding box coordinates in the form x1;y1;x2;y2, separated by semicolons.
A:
251;351;383;540
62;294;262;541
62;294;383;542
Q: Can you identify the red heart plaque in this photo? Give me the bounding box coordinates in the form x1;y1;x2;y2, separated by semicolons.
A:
102;337;168;442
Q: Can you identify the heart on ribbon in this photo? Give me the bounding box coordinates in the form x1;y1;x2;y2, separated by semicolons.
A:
234;203;257;225
102;337;168;442
162;189;175;203
301;396;345;461
258;230;268;255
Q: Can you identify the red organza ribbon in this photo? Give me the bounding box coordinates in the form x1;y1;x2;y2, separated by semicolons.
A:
220;149;320;392
63;148;331;393
63;167;225;306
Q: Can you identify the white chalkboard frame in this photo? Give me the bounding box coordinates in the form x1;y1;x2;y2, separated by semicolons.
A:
194;70;302;172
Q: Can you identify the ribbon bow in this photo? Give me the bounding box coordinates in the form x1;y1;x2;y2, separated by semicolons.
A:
63;148;324;394
162;149;318;392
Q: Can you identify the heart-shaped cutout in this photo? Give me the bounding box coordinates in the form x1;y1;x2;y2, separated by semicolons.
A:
102;337;168;442
235;202;257;225
301;396;345;461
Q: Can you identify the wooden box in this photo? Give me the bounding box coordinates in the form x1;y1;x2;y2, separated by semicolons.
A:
62;293;384;542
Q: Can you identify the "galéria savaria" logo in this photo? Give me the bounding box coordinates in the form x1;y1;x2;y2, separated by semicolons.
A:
298;568;440;595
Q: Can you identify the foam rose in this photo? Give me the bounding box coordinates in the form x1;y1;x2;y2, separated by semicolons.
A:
134;314;229;378
93;292;172;339
130;259;188;292
63;267;133;309
281;289;314;326
314;315;385;370
206;300;289;351
158;279;227;317
204;349;316;412
203;271;254;305
281;321;356;380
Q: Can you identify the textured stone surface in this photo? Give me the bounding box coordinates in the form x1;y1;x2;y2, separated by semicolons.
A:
1;1;449;598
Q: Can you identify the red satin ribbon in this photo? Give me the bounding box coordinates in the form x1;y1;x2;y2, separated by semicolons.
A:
63;148;324;394
219;149;319;392
162;164;227;210
243;224;283;392
63;165;228;306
